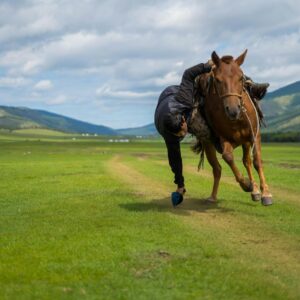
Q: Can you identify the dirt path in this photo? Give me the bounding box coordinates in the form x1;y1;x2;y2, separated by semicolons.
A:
156;159;300;205
108;155;170;200
185;164;300;204
107;155;300;292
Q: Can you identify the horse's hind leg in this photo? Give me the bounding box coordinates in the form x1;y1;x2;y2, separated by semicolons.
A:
222;141;253;192
204;142;221;202
242;143;261;201
252;135;273;206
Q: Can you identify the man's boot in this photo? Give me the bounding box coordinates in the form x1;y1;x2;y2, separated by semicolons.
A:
244;76;270;100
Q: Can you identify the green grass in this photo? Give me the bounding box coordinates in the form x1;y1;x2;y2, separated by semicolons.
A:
0;133;299;299
12;128;73;136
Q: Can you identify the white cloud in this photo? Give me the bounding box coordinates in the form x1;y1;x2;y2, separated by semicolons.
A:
34;80;53;90
152;71;181;86
0;0;299;127
96;84;157;99
0;1;60;38
0;76;29;87
46;95;68;105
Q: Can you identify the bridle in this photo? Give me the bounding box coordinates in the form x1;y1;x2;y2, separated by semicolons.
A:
207;72;259;154
210;73;244;104
219;92;243;99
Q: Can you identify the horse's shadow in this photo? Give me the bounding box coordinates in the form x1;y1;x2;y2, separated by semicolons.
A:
119;197;234;216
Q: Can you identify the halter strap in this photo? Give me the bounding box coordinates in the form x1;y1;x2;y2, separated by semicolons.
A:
219;92;243;99
209;75;244;99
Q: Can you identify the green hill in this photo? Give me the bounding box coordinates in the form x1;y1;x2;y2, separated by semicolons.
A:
0;106;117;135
1;80;300;136
116;81;300;135
261;81;300;132
265;81;300;100
116;123;157;136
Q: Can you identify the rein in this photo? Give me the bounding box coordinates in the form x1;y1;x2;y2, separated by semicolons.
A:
242;89;260;155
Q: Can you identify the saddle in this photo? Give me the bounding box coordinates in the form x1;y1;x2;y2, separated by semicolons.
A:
188;74;223;156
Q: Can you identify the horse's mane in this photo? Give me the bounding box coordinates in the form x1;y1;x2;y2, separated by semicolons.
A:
221;56;234;64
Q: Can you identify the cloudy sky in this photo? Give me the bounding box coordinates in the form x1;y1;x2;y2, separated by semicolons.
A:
0;0;299;128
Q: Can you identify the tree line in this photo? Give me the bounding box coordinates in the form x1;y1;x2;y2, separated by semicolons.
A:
261;131;300;142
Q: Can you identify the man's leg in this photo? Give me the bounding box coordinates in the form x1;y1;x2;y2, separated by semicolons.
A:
166;140;185;191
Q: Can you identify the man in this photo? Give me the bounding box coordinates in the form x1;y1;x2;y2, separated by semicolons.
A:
154;60;269;206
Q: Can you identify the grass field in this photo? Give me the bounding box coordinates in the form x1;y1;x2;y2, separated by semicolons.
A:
0;132;299;299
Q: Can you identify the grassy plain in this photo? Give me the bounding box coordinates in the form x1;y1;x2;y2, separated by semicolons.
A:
0;131;299;299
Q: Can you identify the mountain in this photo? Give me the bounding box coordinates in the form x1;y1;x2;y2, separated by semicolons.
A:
116;123;157;136
116;81;300;135
265;81;300;99
0;106;117;135
120;81;300;135
261;81;300;132
1;81;299;136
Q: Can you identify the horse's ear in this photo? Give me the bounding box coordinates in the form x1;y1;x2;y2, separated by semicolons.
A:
211;51;220;67
235;49;248;66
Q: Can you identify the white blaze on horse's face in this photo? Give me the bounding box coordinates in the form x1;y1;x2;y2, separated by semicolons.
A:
212;50;247;121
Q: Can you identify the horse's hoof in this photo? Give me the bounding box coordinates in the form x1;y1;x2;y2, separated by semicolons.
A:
240;179;253;192
261;196;273;206
251;193;261;202
204;197;217;205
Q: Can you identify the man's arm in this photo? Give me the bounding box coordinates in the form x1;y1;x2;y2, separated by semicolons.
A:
175;62;212;107
165;140;184;188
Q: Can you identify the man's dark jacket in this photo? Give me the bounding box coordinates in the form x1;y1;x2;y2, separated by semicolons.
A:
154;62;211;188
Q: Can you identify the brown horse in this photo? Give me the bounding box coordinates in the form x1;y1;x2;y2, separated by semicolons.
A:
194;50;272;205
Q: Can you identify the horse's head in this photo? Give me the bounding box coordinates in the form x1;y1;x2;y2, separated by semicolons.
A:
211;49;247;121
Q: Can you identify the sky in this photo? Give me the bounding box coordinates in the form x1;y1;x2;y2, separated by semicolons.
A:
0;0;300;129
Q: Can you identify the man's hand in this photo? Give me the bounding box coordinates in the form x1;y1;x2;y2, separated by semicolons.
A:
174;116;188;138
203;60;213;73
207;59;214;67
176;187;186;195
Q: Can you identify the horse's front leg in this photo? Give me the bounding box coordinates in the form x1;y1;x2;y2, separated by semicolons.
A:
204;142;222;202
253;135;273;206
242;143;261;201
222;141;253;192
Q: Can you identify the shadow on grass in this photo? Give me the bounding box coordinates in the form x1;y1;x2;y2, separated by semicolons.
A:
119;197;234;216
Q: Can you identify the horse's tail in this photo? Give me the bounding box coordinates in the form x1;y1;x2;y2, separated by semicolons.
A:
191;139;205;170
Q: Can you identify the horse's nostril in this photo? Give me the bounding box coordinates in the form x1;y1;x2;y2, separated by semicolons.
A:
226;106;229;111
238;104;241;109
